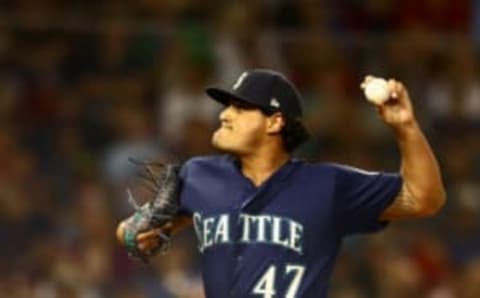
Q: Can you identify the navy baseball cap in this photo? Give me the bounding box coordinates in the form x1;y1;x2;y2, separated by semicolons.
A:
206;69;304;118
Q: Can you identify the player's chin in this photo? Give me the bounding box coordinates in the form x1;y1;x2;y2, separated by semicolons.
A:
211;134;229;151
211;133;236;153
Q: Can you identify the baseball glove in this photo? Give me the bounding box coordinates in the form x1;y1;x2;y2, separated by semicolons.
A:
121;158;182;262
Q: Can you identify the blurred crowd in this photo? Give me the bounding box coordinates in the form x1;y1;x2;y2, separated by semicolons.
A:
0;1;479;297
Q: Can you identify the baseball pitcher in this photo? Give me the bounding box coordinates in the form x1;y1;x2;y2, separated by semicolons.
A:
116;69;446;298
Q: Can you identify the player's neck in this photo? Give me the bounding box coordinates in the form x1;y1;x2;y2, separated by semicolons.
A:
239;148;290;187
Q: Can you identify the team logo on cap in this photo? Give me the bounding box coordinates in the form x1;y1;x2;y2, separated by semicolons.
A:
233;72;248;90
270;97;280;108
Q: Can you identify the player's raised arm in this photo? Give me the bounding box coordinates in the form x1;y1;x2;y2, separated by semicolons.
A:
361;77;446;220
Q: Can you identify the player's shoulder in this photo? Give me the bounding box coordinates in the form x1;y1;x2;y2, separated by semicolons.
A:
297;161;380;178
297;160;343;173
321;162;380;175
183;154;231;166
181;154;234;173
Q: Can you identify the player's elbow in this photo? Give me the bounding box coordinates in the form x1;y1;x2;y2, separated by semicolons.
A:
416;188;447;217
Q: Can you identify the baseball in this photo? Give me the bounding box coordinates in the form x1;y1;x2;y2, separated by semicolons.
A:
361;77;390;105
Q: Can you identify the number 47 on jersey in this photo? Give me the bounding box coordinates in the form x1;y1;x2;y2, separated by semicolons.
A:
253;264;305;298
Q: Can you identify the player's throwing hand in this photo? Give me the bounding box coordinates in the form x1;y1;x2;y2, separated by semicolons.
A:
378;80;415;128
380;79;415;128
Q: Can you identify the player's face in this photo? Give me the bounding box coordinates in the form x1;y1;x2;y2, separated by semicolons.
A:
212;103;269;155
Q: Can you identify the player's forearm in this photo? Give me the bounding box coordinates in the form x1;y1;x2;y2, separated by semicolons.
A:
116;215;192;251
394;120;446;215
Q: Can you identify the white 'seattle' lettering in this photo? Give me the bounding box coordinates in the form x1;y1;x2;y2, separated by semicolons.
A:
193;212;304;254
203;217;215;248
255;215;272;242
239;214;254;242
272;216;290;247
214;214;230;243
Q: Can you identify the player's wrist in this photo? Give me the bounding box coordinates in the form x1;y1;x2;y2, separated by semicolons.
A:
391;118;420;140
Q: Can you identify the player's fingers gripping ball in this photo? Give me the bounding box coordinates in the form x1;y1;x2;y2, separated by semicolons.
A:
117;159;182;262
360;75;391;105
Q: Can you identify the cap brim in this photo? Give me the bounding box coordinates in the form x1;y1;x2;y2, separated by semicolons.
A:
206;87;262;109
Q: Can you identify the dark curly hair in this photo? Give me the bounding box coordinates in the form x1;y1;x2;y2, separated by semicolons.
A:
280;116;311;153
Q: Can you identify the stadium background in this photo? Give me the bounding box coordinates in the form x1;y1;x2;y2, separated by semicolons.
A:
0;1;479;297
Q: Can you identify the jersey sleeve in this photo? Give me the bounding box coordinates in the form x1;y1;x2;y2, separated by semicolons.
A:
177;159;194;216
331;164;402;237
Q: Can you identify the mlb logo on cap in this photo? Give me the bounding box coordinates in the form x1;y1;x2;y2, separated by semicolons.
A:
270;98;280;108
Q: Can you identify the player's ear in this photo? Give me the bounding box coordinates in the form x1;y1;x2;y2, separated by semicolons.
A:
266;112;285;134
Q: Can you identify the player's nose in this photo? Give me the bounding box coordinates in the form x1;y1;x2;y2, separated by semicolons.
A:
219;105;234;121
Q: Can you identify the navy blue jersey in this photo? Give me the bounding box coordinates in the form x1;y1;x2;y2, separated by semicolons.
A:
179;155;402;298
